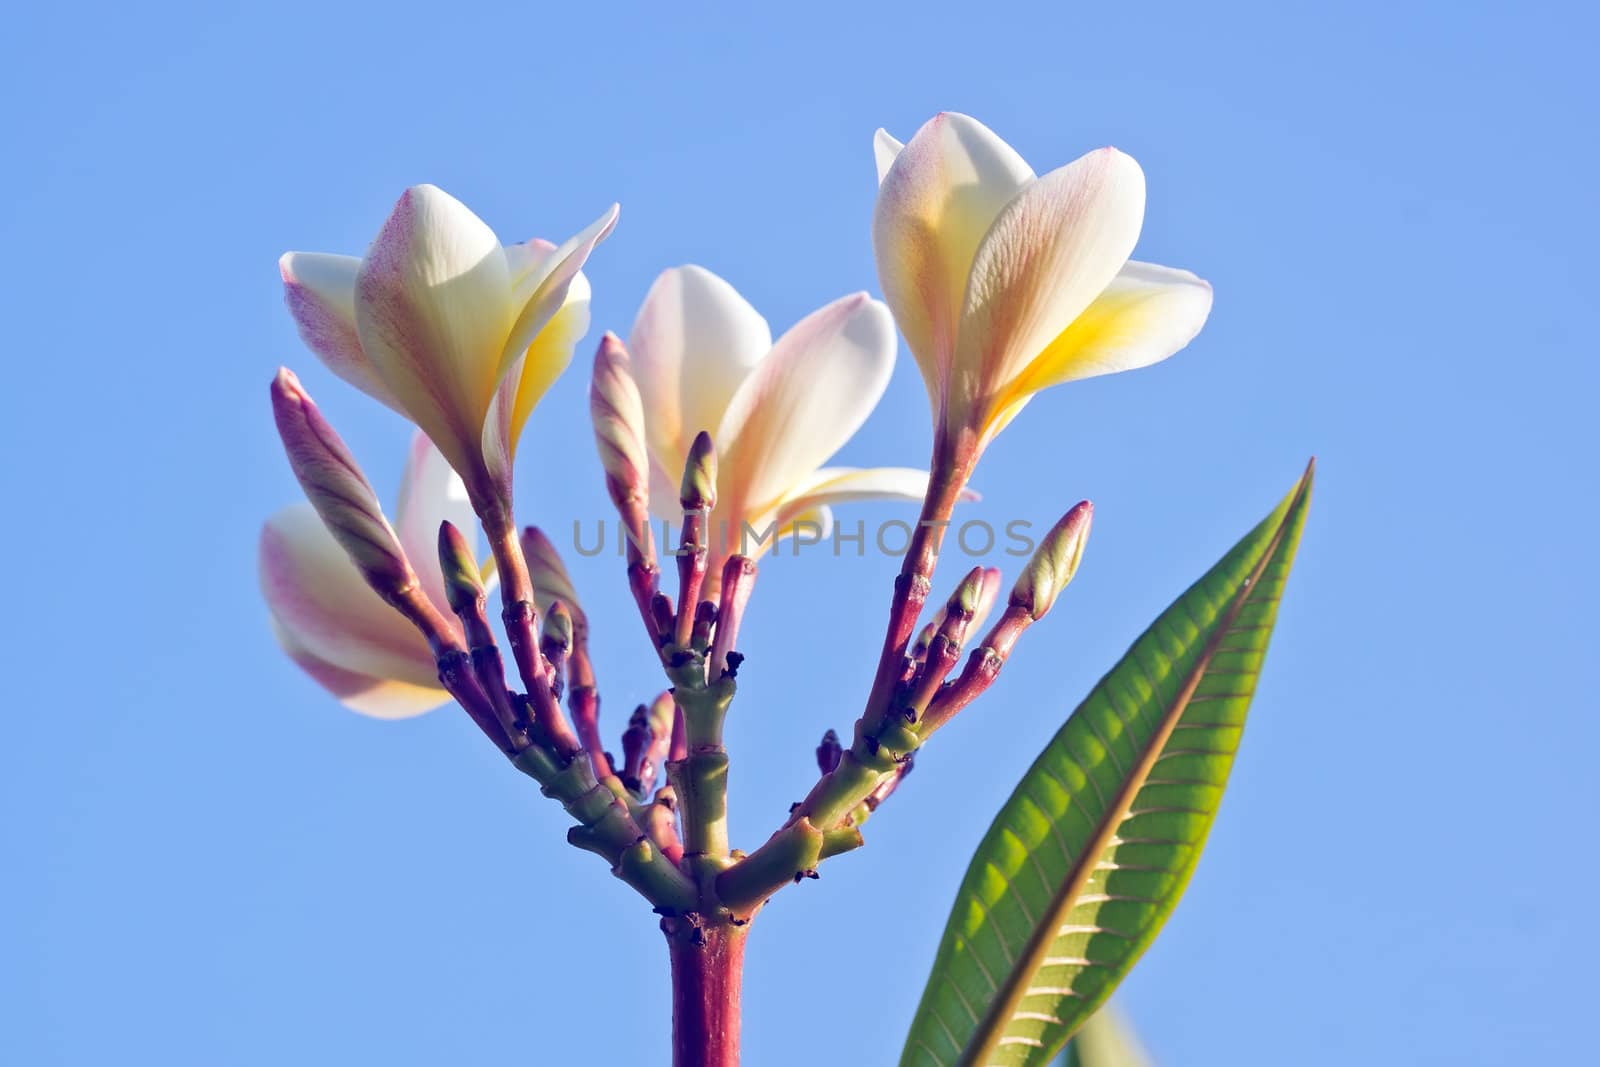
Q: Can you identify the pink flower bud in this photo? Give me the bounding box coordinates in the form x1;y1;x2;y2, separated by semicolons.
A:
270;368;415;599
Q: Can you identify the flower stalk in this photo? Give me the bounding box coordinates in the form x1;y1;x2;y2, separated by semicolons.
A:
664;921;746;1067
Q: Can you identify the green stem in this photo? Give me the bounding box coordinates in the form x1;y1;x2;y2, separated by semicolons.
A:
666;658;734;885
512;746;697;911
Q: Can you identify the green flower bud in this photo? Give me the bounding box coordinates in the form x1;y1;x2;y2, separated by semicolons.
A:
1012;501;1093;620
680;430;718;511
437;520;484;614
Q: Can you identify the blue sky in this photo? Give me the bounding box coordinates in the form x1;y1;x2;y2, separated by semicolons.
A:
2;1;1595;1063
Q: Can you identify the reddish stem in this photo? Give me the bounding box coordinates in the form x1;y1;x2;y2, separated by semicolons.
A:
675;507;710;648
485;520;582;759
666;921;746;1067
858;439;974;735
709;557;757;678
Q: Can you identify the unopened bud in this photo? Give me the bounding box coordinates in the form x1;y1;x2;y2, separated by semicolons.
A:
621;704;652;789
541;600;574;654
971;567;1002;634
270;368;413;597
437;521;484;613
521;525;586;634
590;333;650;509
630;693;677;798
647;691;676;739
1012;501;1093;620
680;430;718;511
947;566;986;622
816;729;843;774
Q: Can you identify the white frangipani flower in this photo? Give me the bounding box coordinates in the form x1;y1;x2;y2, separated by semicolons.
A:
625;265;936;570
280;184;612;519
873;113;1213;454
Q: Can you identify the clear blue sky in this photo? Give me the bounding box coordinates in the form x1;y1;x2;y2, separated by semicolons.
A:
3;1;1594;1063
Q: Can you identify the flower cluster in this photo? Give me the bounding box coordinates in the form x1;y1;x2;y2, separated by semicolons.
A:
262;114;1209;724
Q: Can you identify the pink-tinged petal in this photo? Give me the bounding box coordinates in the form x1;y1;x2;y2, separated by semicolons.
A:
393;432;477;615
715;294;897;517
954;147;1147;433
873;128;905;183
872;113;1035;413
503;237;558;297
259;504;448;690
1006;260;1213;395
354;184;513;483
498;205;616;384
628;265;772;481
279;253;406;413
269;617;450;718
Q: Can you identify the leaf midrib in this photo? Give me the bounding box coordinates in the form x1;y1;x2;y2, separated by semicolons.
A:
954;474;1308;1067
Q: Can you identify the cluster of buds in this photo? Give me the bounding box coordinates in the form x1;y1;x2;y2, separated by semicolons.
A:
261;111;1208;939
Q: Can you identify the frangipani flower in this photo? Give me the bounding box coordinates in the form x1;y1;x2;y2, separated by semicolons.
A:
280;184;613;521
873;113;1212;456
623;265;935;569
260;432;491;718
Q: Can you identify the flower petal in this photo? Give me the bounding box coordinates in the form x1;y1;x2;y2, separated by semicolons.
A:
715;294;897;517
482;265;594;495
873;128;904;183
498;205;617;385
504;237;557;296
270;616;450;718
745;464;935;557
354;184;513;480
872;113;1035;411
772;465;934;515
260;504;448;691
628;265;772;478
393;432;477;616
1005;260;1213;400
279;253;405;413
954;147;1146;432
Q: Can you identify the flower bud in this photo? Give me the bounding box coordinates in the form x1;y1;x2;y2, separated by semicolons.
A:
626;693;677;798
816;729;843;774
541;600;574;655
1012;501;1092;620
270;367;414;598
680;430;718;512
436;521;484;614
971;566;1002;634
590;333;650;512
947;565;987;624
521;525;586;633
621;704;652;789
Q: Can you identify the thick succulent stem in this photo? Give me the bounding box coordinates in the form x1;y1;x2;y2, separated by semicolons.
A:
665;919;746;1067
511;746;696;911
667;665;735;885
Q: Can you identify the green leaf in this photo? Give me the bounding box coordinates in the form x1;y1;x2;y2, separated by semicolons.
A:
1059;1007;1153;1067
900;462;1313;1067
